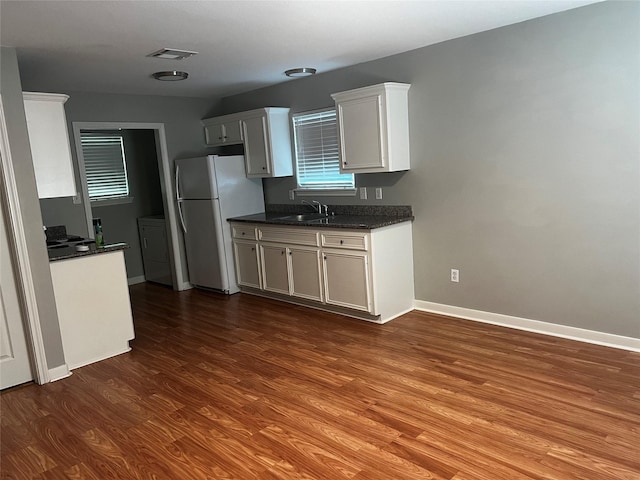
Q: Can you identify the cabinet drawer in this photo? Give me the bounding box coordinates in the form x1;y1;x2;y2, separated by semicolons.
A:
232;224;257;240
321;232;369;251
259;227;319;247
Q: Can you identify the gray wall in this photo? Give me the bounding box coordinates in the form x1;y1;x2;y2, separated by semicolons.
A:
219;2;640;338
32;91;220;285
0;47;66;369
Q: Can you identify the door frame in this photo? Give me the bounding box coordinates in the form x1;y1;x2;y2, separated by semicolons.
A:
0;95;49;384
72;122;187;290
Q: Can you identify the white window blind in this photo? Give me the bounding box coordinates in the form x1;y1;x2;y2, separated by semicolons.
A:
292;109;354;190
80;133;130;200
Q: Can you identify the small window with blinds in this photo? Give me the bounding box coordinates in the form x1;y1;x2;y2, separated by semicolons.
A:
292;109;354;191
80;132;130;202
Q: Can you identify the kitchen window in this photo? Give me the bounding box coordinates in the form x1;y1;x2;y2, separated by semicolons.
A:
292;109;355;194
80;132;131;203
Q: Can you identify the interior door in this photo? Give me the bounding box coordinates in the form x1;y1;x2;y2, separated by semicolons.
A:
0;190;33;389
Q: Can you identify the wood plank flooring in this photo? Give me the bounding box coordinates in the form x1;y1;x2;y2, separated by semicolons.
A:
1;282;639;479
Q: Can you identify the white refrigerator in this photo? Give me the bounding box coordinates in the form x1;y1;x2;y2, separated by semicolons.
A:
176;155;264;293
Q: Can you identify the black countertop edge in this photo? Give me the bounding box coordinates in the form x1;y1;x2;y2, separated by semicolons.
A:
228;212;413;230
48;243;128;262
265;204;413;217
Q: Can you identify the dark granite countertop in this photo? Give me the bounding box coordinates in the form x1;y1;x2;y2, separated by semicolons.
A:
229;205;414;230
48;243;128;262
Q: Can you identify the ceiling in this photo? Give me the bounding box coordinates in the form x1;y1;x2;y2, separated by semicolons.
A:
1;0;601;99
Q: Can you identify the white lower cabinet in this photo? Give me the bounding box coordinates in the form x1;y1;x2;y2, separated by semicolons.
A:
322;250;371;312
260;244;289;294
233;241;261;289
290;246;323;302
230;221;414;323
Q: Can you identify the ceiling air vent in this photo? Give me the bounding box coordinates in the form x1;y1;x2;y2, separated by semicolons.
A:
147;48;198;60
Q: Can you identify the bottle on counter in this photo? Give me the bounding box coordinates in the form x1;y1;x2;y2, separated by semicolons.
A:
93;218;104;247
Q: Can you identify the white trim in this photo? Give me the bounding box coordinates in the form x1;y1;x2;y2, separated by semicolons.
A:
91;196;134;207
48;364;71;382
66;345;131;370
0;95;50;384
414;300;640;352
294;188;357;197
179;281;193;291
71;122;185;292
127;275;146;286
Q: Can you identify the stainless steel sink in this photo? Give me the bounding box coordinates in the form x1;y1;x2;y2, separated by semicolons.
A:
275;213;327;222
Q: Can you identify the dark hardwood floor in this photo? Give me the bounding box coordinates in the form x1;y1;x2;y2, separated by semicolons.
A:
2;282;639;479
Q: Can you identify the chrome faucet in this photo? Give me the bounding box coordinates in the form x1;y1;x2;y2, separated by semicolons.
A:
302;199;322;214
301;199;329;216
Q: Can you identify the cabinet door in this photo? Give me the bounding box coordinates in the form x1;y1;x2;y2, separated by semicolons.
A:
260;244;289;294
323;250;372;312
23;93;76;198
289;247;323;302
233;241;261;289
242;115;271;176
337;94;385;172
223;120;243;144
204;122;226;146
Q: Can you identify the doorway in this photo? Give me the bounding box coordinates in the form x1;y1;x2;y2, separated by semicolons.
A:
72;122;186;291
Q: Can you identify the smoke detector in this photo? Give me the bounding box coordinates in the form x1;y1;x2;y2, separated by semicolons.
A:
148;48;198;60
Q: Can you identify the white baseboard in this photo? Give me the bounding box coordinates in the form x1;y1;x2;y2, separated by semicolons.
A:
48;363;72;382
414;300;640;352
127;275;146;285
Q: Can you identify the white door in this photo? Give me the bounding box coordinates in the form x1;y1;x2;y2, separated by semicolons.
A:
323;250;372;313
242;115;270;176
337;94;384;171
289;246;323;302
0;189;33;389
233;241;261;289
260;244;289;295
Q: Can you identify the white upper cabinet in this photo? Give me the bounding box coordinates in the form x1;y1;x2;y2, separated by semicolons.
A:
23;92;76;198
202;107;293;178
202;114;243;146
331;83;411;174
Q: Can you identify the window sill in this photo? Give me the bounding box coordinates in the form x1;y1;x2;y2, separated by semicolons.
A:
90;196;134;207
294;189;356;197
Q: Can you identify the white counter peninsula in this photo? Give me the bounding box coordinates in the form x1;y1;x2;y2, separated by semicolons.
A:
48;243;135;370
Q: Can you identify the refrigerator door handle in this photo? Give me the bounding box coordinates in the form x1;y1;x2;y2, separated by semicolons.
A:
177;200;187;233
175;165;181;201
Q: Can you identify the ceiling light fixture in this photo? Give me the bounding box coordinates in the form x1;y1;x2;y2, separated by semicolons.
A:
152;70;189;81
285;67;317;78
148;48;198;60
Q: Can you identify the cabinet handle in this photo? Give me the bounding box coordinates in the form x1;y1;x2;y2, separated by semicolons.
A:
324;255;327;260
289;251;292;256
241;232;245;235
262;167;266;170
251;247;255;251
218;136;223;140
340;239;344;245
281;250;285;255
143;238;148;249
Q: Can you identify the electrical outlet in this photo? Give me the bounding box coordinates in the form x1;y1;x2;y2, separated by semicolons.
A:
288;190;295;200
72;195;82;205
451;269;459;283
375;187;383;200
359;187;367;200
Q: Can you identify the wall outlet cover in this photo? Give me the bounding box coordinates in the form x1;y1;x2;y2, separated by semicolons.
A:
359;187;367;200
375;187;383;200
288;190;295;200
